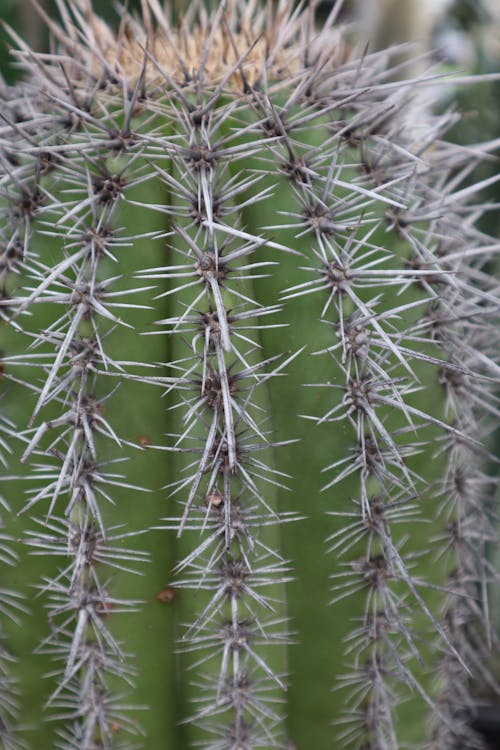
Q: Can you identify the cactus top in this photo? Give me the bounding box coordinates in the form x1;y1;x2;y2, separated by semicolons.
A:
22;0;340;91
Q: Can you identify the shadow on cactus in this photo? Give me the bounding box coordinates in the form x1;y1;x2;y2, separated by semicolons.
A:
0;1;499;749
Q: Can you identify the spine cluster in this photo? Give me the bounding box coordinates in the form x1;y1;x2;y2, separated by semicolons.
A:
0;2;498;750
135;80;299;749
0;82;36;750
423;154;500;749
244;46;500;748
0;69;156;748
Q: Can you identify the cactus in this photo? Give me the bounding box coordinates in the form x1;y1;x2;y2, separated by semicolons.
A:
0;1;499;749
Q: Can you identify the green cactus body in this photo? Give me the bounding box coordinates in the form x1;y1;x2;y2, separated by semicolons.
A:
0;2;498;750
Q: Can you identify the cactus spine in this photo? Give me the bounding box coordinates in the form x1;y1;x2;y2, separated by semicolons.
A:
0;1;499;749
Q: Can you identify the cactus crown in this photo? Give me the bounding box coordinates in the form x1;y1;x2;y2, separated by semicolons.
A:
0;2;499;750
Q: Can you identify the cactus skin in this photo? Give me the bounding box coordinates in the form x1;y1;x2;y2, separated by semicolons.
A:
0;2;499;750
